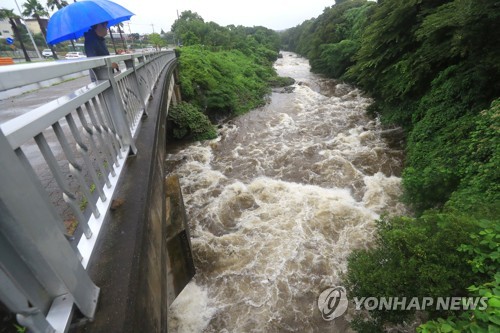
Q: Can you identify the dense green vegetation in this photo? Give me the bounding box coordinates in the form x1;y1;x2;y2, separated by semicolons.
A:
167;11;288;140
281;0;499;332
168;102;217;141
176;46;274;116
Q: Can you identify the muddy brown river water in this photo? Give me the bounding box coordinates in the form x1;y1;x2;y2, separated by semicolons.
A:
167;52;406;332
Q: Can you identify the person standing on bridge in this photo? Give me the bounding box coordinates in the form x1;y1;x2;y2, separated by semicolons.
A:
84;22;119;81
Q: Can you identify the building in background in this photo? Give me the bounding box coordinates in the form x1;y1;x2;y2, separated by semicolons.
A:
24;18;48;35
0;19;14;39
110;32;129;40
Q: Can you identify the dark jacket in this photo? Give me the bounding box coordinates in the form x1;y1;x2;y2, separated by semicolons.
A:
84;29;109;57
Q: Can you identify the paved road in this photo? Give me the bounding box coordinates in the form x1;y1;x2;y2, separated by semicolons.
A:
0;75;91;124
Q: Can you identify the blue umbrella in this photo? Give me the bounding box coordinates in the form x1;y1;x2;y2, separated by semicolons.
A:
46;0;134;45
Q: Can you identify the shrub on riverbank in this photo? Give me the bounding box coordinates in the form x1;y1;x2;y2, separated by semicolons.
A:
344;211;495;332
168;102;217;141
176;46;274;117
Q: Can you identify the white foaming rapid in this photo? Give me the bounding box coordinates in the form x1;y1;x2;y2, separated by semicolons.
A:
167;52;406;332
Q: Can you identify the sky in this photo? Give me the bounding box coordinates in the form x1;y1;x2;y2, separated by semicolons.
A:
1;0;337;34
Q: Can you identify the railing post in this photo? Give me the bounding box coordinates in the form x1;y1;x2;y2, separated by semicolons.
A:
94;59;137;154
125;57;148;117
142;55;154;99
0;268;55;333
0;129;100;329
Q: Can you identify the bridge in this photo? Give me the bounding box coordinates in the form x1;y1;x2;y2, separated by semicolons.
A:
0;51;195;332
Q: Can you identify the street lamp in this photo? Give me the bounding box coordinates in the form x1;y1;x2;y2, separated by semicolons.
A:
13;0;42;59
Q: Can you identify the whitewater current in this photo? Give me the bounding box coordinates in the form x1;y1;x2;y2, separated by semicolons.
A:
167;52;406;332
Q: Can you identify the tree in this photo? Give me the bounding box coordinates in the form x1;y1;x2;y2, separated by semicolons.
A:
171;10;205;46
163;31;175;45
46;0;68;11
22;0;47;36
0;8;31;62
116;23;126;50
148;33;165;50
108;27;118;53
22;0;58;59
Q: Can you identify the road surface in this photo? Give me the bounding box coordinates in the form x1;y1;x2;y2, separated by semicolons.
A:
0;75;91;124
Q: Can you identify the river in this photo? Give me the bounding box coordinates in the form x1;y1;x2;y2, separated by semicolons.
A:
167;51;406;332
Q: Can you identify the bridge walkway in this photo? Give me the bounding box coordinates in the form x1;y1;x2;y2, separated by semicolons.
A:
0;51;194;333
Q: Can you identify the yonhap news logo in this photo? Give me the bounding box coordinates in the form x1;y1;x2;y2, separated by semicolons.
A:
317;286;349;321
318;286;489;321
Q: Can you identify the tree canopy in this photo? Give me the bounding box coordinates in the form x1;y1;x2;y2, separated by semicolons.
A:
171;10;280;56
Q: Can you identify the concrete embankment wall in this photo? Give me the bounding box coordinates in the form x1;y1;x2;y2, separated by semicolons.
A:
72;61;194;333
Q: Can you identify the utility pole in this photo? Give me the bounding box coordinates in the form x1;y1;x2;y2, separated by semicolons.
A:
126;22;132;50
151;24;155;33
13;0;42;59
176;10;180;46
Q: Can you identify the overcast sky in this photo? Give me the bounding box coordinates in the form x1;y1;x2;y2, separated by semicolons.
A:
2;0;337;34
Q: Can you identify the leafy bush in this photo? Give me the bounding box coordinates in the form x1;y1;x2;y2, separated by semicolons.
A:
404;96;500;215
446;99;500;218
344;212;480;332
317;39;359;79
268;76;295;88
418;275;500;333
167;102;217;141
418;219;500;333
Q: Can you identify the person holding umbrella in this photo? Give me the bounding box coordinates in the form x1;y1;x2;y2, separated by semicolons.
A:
84;22;111;57
84;21;119;80
46;0;134;80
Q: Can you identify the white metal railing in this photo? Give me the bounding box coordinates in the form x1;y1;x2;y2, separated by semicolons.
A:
0;50;177;333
